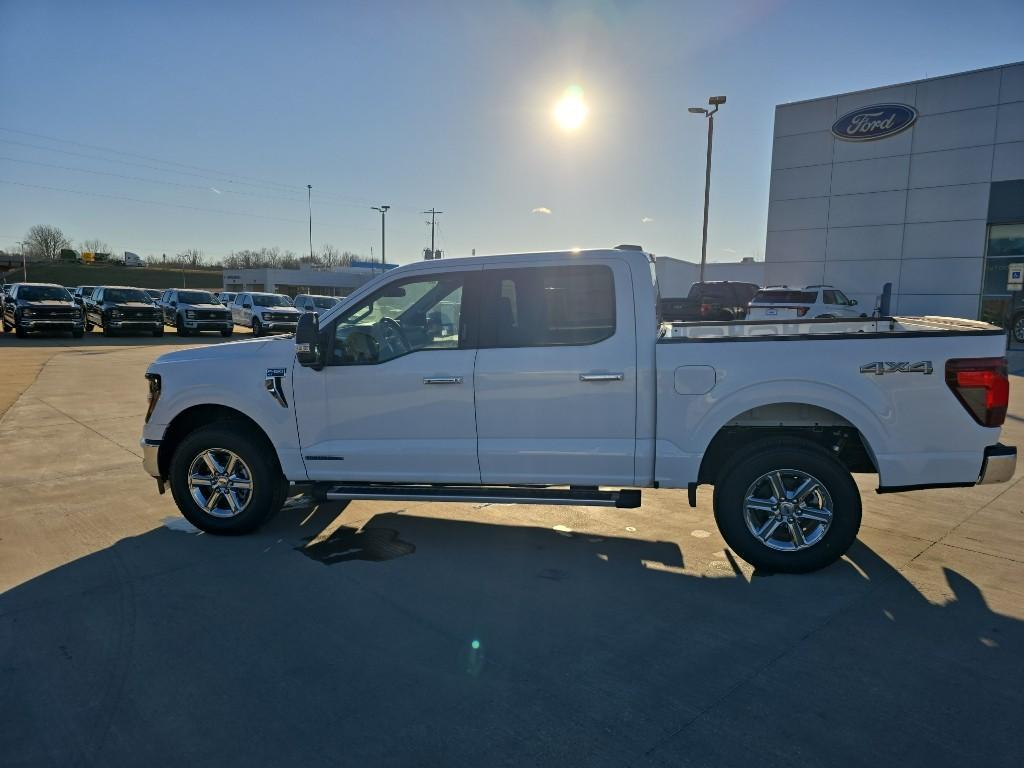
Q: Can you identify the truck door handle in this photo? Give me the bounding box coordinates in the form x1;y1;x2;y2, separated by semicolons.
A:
579;373;624;382
423;376;463;385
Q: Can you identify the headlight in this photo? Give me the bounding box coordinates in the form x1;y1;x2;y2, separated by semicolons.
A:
22;308;35;317
186;310;197;319
110;309;122;318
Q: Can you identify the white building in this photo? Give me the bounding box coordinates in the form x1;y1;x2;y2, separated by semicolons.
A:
222;262;397;297
766;60;1024;327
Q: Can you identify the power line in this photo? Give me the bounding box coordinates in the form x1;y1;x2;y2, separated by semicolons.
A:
0;154;309;203
0;127;419;210
0;125;301;193
0;178;306;223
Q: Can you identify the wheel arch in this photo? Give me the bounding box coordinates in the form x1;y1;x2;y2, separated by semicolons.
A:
158;404;280;479
694;390;886;486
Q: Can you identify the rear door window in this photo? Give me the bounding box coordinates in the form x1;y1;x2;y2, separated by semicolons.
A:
752;289;817;303
480;264;615;347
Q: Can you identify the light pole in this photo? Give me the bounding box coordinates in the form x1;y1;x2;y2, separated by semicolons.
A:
688;95;726;283
307;185;314;261
371;205;390;271
18;240;27;281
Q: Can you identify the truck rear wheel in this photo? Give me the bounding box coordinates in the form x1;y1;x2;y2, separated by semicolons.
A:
712;438;861;574
168;422;286;534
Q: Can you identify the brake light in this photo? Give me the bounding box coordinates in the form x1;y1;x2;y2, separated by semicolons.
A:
945;358;1009;427
796;307;809;317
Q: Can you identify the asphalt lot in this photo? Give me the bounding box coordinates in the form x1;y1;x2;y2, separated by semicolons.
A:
1;331;1022;767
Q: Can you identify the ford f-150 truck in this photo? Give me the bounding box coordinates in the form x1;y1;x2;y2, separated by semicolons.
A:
141;248;1016;573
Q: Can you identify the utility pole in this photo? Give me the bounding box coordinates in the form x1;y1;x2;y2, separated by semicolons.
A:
307;185;314;261
371;205;390;272
18;241;27;281
688;96;726;283
422;209;443;259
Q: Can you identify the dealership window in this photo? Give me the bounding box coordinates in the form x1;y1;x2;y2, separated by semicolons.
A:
979;223;1024;330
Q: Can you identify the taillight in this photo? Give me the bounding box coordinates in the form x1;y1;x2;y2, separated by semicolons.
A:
796;307;809;317
145;373;161;423
945;358;1009;427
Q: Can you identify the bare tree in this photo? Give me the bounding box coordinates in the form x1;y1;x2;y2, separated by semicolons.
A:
177;248;205;268
320;243;339;268
25;225;71;260
80;238;111;255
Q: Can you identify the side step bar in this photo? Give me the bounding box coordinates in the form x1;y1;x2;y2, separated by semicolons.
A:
321;484;642;508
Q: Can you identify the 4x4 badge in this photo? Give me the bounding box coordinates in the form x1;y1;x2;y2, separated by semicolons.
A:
860;361;933;375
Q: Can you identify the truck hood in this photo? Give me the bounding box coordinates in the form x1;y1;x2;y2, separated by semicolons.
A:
181;303;230;310
256;306;300;314
20;301;76;308
151;335;295;367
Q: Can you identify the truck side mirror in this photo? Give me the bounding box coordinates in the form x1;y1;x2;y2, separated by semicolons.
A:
295;313;322;369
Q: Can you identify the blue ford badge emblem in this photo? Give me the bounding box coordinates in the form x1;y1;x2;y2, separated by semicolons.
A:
831;103;917;142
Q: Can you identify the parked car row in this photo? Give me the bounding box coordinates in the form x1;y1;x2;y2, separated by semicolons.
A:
660;281;868;323
1;282;341;339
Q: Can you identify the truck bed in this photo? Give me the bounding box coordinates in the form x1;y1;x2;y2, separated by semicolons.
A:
660;315;1004;342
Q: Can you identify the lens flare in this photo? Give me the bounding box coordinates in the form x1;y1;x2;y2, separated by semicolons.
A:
554;85;588;131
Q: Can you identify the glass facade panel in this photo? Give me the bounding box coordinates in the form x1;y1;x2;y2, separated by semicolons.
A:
980;224;1024;336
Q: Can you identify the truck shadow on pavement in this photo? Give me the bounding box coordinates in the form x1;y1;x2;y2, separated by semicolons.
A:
1;505;1021;767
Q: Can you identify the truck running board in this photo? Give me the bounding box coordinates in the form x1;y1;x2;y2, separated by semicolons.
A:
320;484;642;508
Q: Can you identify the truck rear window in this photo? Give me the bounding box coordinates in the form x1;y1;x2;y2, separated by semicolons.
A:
752;290;817;303
482;265;615;347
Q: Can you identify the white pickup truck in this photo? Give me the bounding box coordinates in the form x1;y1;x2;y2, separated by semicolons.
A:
141;248;1016;573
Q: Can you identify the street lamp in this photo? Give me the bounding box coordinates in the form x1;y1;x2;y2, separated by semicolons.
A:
371;205;390;271
18;240;27;281
307;185;314;261
689;95;726;283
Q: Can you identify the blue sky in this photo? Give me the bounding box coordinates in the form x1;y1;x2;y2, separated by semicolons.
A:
1;0;1022;265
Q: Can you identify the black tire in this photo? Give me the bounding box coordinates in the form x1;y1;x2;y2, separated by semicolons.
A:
168;422;286;535
102;321;115;337
1012;313;1024;345
15;324;27;338
176;316;190;337
712;438;861;574
251;317;262;337
153;327;164;337
220;328;233;338
72;329;84;339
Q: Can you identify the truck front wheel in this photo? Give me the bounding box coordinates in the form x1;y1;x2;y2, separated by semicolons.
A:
168;422;286;534
713;439;861;574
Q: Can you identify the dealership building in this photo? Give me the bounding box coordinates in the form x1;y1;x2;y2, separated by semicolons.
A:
766;60;1024;327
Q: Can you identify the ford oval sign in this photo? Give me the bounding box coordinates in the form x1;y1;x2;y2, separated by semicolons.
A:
831;104;917;142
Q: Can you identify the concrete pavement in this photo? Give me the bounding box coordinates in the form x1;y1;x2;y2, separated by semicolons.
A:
1;336;1022;767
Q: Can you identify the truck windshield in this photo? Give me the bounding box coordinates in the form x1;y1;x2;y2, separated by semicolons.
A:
19;286;72;301
105;289;152;303
313;297;338;309
178;291;215;304
253;294;291;307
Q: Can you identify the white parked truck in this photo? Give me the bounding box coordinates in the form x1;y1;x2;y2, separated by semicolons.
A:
141;248;1016;573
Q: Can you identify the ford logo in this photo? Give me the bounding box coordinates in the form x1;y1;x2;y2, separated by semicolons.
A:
831;103;917;142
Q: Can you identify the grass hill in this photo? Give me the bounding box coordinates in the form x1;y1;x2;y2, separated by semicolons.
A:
2;261;223;290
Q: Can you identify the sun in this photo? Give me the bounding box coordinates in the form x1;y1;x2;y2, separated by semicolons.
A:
553;85;588;132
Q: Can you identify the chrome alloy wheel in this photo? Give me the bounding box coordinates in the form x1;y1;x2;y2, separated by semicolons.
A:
743;469;833;552
1014;315;1024;344
187;448;254;518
